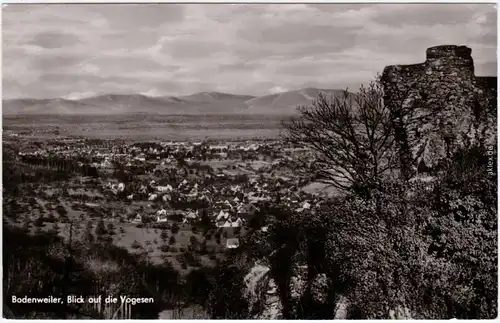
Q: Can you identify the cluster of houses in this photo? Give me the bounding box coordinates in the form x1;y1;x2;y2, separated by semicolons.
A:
112;174;320;234
18;137;321;251
16;137;312;174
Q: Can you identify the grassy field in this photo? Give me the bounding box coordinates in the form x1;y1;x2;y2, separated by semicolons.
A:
6;184;239;276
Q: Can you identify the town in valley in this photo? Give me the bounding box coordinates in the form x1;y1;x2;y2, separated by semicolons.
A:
4;130;327;271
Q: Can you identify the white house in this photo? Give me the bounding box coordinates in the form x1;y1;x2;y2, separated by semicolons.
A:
132;214;142;223
224;200;233;209
226;238;240;249
231;217;243;228
186;210;198;219
157;215;168;223
216;210;229;221
157;185;173;193
221;220;233;228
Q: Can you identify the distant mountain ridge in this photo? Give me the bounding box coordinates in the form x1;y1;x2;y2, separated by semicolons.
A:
2;88;350;115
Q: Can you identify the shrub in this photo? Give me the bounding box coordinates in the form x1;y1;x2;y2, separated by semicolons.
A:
189;235;198;245
131;240;141;249
55;205;68;218
183;252;202;267
206;263;250;319
95;219;107;236
169;236;176;245
161;230;169;241
34;216;45;227
171;223;180;234
107;223;115;235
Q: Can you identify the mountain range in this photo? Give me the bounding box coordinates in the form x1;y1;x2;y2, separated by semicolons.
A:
2;88;350;115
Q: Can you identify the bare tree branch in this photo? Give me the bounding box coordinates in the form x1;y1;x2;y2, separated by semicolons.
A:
282;78;398;195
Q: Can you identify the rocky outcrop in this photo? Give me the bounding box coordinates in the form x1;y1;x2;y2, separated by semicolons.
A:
243;262;283;319
243;260;352;319
288;264;308;302
382;45;497;179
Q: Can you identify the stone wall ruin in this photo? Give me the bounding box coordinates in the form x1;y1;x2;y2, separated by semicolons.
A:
381;45;497;178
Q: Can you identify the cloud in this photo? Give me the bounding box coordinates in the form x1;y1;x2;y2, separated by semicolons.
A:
269;86;288;94
140;89;165;97
63;91;96;100
2;3;497;99
27;31;82;49
370;4;490;26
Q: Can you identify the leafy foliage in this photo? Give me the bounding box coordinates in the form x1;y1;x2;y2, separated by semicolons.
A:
206;261;250;319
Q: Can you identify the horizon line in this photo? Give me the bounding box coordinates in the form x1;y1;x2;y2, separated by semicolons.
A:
2;86;352;102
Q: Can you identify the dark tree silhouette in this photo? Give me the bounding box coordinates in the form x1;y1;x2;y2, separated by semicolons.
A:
283;79;398;195
95;219;107;236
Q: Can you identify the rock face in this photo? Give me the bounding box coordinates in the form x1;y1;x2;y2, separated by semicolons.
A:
243;259;352;319
243;262;283;319
381;45;497;179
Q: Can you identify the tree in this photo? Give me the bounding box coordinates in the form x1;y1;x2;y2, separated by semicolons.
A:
283;79;397;195
171;223;180;234
160;230;169;242
421;144;497;319
52;222;61;235
261;143;498;319
207;263;250;319
169;236;176;245
200;208;212;231
106;223;115;235
185;268;215;306
189;235;198;246
55;205;68;218
34;215;45;228
131;240;141;249
95;219;107;236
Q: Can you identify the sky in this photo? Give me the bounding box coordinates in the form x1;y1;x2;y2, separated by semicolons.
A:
2;3;497;99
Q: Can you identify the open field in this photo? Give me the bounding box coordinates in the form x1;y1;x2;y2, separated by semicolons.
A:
3;114;291;140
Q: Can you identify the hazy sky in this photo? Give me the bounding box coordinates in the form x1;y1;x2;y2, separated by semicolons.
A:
2;3;497;99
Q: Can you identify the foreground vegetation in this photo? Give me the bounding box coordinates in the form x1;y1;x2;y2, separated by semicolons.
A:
200;80;497;319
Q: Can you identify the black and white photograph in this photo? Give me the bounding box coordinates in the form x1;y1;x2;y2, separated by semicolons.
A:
2;2;498;319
